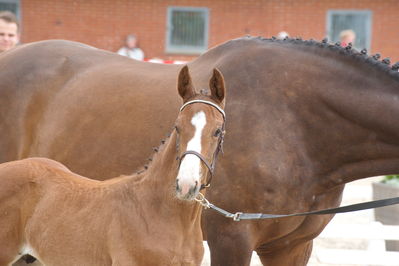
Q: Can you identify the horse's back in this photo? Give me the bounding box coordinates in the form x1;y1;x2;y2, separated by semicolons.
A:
0;158;52;212
0;157;68;188
0;40;182;178
0;40;107;162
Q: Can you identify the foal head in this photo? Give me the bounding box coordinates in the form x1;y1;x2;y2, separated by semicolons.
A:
175;66;226;200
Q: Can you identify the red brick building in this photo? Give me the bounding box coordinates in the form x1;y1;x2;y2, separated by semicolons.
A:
2;0;399;62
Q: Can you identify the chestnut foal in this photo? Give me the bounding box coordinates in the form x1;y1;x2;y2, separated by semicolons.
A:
0;66;226;266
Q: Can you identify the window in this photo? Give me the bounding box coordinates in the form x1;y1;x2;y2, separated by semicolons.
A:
166;7;209;55
327;10;372;51
0;0;20;18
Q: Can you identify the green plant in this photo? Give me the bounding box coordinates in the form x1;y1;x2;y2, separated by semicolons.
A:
382;175;399;186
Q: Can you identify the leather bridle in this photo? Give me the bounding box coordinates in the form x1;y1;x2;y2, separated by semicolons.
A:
176;100;226;190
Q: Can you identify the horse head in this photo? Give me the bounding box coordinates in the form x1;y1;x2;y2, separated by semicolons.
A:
175;65;226;200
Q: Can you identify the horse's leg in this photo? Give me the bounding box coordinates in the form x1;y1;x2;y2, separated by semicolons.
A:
206;233;254;266
256;240;313;266
0;210;23;266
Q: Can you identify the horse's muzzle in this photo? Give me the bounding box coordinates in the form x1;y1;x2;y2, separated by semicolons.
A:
176;179;199;200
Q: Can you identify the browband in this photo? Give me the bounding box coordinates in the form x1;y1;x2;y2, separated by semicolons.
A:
180;100;226;119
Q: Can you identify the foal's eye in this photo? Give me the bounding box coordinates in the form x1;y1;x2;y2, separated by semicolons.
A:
214;128;222;137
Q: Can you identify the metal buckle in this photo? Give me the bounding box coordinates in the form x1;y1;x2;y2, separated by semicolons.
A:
202;183;211;188
233;212;243;221
194;192;211;209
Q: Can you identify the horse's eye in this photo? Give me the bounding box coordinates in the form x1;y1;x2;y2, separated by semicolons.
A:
214;128;222;137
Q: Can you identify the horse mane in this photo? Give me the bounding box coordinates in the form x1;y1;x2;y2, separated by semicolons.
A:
135;128;175;175
233;36;399;81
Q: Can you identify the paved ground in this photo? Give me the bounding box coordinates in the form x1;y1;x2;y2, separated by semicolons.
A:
308;176;383;266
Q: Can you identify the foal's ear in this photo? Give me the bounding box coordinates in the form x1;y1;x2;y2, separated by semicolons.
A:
178;65;195;102
209;68;226;104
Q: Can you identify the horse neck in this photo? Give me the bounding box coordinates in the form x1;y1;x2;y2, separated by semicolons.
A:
118;130;203;226
206;38;399;191
276;47;399;190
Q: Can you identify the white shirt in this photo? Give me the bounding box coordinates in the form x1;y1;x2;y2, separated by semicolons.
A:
117;47;144;60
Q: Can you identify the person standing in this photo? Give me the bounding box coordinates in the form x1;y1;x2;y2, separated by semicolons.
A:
117;34;145;60
0;11;19;53
339;29;356;47
277;31;289;40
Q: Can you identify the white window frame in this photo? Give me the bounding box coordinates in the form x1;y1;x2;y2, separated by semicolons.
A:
0;0;20;18
165;6;209;55
326;9;372;51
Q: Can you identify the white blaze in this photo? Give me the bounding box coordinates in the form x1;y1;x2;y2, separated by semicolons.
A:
177;111;206;196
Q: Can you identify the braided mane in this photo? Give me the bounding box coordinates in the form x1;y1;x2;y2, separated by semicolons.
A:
243;36;399;81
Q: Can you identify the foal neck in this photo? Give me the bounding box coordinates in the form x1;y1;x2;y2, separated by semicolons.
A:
118;130;200;203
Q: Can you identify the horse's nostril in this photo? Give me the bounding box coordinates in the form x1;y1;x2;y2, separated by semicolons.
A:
176;179;181;191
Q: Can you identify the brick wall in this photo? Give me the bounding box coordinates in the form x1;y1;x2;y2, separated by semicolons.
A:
20;0;399;63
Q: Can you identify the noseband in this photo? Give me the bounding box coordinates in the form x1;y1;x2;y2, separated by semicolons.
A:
177;99;226;190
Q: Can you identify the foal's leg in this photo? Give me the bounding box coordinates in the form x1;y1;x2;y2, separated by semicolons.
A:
0;207;24;266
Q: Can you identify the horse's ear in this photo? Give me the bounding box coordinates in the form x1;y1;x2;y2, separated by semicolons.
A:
178;65;195;102
209;68;226;105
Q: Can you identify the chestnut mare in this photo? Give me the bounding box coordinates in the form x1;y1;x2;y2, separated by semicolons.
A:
0;66;226;265
1;37;399;265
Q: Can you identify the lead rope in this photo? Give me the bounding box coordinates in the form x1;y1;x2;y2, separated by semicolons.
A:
195;192;399;222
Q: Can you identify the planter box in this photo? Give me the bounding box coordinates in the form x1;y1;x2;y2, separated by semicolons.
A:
372;182;399;251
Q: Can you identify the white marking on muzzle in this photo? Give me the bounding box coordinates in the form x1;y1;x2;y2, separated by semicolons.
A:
177;111;206;197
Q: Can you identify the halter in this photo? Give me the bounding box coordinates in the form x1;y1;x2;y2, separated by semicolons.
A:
177;99;226;190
